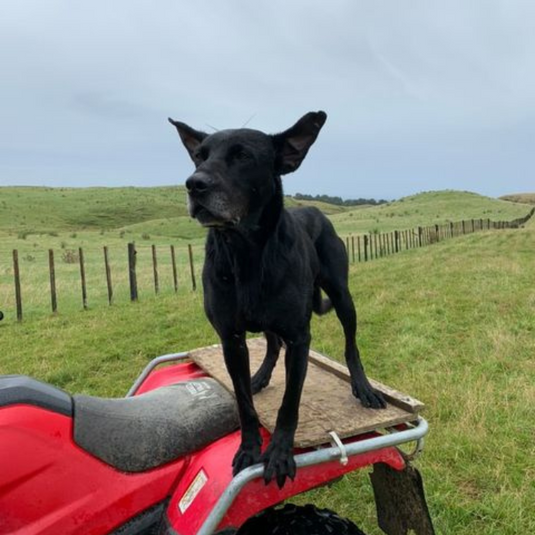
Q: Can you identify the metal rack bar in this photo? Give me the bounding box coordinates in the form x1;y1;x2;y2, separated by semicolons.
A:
197;417;429;535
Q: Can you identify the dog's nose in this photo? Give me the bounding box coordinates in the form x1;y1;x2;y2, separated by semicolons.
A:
185;174;211;195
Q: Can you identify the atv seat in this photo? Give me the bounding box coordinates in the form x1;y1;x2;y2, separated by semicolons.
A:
73;378;239;472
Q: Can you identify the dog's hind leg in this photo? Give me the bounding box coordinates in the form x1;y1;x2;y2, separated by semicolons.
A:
251;332;282;394
317;233;386;409
323;281;386;408
323;279;386;408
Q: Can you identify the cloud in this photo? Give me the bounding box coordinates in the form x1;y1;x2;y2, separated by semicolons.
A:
0;0;534;197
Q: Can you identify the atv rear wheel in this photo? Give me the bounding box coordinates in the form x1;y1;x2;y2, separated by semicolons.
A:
236;503;368;535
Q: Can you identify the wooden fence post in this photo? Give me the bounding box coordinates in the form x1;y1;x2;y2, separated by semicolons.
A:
357;236;361;262
152;245;159;294
170;245;178;293
418;227;423;247
351;236;355;263
364;235;369;261
188;244;197;291
49;249;57;313
128;242;138;302
79;247;87;310
13;250;22;321
394;230;399;253
103;246;113;305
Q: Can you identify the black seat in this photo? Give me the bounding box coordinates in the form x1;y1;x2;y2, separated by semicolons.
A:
0;375;73;416
73;378;239;472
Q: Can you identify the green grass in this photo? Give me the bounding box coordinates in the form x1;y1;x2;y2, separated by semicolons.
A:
0;188;531;322
1;218;534;534
500;193;535;205
330;190;531;235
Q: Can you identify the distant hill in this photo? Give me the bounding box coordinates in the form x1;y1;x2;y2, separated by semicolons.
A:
0;187;531;240
329;190;532;235
500;193;535;205
0;186;188;233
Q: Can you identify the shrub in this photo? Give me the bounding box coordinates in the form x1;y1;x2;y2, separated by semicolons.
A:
62;249;79;264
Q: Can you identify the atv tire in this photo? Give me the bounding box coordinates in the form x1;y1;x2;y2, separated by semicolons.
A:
236;503;368;535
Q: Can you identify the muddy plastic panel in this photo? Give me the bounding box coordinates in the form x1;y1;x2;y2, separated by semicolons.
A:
189;338;424;448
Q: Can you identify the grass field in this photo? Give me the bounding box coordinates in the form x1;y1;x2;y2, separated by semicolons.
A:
1;187;534;533
500;193;535;205
0;187;531;322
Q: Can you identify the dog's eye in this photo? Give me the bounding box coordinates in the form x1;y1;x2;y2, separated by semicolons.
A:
195;148;209;162
234;150;250;162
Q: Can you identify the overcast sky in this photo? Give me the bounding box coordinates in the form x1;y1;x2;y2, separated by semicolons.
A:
1;1;534;199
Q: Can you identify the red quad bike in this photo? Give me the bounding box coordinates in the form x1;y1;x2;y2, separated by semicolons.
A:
0;350;435;535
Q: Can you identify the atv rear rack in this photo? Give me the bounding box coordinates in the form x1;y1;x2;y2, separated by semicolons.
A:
128;351;429;535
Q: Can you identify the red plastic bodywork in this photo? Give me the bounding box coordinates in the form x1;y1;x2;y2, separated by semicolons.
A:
0;361;406;535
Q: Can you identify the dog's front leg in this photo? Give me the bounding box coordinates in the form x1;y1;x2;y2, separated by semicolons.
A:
261;333;310;488
221;333;262;475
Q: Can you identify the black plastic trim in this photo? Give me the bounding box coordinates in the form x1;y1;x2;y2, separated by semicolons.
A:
110;500;167;534
0;375;73;416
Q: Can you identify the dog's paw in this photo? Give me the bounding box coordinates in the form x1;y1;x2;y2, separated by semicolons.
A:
352;381;387;409
232;443;261;476
261;436;296;489
251;370;271;395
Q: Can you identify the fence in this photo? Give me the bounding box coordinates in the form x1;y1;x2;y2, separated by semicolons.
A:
341;209;534;264
3;208;534;322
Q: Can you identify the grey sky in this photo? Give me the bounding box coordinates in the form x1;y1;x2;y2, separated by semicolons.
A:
1;0;534;199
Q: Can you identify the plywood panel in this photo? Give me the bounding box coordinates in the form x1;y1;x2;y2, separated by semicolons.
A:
189;338;424;448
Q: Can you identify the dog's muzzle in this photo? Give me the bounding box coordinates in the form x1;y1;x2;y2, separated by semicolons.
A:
185;173;241;228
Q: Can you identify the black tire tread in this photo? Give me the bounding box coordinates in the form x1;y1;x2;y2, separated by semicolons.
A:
237;503;368;535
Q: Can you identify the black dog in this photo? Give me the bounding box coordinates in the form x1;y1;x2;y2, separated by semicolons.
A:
168;111;385;488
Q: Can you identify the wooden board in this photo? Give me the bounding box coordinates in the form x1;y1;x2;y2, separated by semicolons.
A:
189;338;424;448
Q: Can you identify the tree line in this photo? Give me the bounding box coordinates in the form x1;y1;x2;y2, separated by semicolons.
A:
293;193;389;206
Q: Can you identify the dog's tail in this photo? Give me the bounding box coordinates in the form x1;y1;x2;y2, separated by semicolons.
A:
313;286;333;316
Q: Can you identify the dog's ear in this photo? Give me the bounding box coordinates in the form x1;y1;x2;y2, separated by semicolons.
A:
272;111;327;175
168;118;208;163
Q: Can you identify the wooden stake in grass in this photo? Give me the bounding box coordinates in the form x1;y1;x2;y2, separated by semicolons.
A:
170;245;178;293
103;246;113;305
364;235;369;261
152;245;159;294
128;242;138;302
49;249;57;313
13;249;22;321
357;236;361;262
351;235;355;263
79;247;87;310
188;244;197;291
